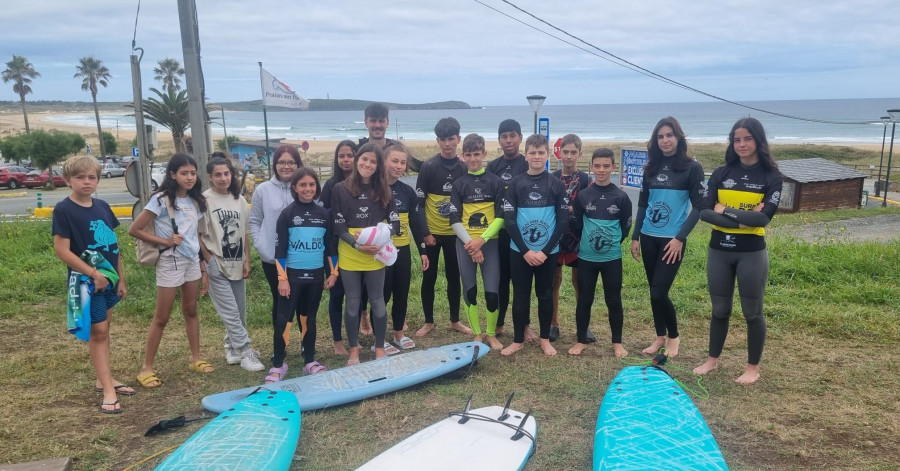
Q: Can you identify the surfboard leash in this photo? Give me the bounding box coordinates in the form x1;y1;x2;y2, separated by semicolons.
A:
448;393;538;458
618;351;710;400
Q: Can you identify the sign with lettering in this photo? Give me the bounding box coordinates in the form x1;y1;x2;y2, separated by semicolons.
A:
620;148;648;189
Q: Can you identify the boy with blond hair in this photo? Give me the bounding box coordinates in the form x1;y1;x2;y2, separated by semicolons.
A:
53;155;132;414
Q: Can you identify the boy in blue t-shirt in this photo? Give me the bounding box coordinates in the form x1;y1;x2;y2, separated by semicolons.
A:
52;155;131;414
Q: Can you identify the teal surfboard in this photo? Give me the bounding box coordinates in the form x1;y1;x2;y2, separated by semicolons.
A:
593;366;728;470
155;389;300;471
202;341;488;414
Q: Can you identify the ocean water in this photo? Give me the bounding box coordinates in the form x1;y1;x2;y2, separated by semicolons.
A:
48;97;899;145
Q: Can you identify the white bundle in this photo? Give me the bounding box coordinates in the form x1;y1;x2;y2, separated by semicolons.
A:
355;222;398;266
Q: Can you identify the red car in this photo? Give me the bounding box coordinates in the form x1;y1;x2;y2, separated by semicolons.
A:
0;166;30;189
23;169;66;189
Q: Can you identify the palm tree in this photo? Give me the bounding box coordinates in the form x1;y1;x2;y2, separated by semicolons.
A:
74;56;111;157
154;58;185;92
2;55;40;134
141;87;190;153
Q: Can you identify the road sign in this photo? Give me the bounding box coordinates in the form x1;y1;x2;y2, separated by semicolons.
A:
539;118;549;140
620;148;648;188
553;137;563;160
86;144;92;155
301;140;310;152
132;147;139;157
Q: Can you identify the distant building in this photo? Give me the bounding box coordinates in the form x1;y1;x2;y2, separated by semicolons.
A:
228;139;285;167
777;157;867;212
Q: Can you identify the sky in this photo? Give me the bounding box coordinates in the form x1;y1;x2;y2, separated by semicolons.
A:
2;0;899;107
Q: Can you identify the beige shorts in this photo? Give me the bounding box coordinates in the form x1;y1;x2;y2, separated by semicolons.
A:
156;254;202;288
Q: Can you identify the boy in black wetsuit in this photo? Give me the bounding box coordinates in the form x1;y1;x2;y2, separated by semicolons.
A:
500;134;569;357
415;117;473;337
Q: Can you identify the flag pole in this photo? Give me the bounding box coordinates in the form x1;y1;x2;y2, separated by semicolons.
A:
259;61;272;179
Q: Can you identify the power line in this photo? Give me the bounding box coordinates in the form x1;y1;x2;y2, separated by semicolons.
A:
475;0;876;126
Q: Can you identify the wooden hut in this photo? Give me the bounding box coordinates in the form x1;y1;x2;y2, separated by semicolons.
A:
777;158;867;212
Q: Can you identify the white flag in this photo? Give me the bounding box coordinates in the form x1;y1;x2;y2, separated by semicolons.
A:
260;68;310;110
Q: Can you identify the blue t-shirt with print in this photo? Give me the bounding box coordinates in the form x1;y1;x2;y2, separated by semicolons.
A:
52;197;120;278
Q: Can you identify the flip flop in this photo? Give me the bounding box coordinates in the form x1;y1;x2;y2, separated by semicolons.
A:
303;361;327;375
347;358;360;366
100;400;123;414
95;384;137;396
189;360;215;373
136;371;161;388
393;336;416;350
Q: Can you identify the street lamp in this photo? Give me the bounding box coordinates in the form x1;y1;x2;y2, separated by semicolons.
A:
876;116;891;197
526;95;546;135
883;109;899;207
207;104;229;155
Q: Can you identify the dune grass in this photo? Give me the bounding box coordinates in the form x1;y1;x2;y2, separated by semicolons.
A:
0;209;898;470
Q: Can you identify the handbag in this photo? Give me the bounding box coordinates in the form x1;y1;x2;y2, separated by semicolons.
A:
135;196;178;266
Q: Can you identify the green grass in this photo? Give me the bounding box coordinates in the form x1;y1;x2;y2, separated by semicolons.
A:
0;211;898;470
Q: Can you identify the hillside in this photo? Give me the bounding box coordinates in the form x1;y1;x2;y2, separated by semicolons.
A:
0;98;472;113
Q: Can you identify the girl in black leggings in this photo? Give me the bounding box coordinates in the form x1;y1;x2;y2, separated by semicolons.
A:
693;118;782;385
630;117;705;358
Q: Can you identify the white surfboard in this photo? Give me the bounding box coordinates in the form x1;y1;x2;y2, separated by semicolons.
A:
357;396;537;471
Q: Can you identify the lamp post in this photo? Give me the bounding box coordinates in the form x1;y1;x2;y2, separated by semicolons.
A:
876;116;891;197
207;104;229;155
883;109;899;207
526;95;546;135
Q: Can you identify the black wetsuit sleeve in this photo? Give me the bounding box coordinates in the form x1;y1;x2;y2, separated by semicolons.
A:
699;167;739;228
620;191;634;243
701;209;741;228
332;186;353;245
321;179;335;210
631;178;649;241
542;178;569;256
722;171;783;227
325;208;336;257
274;207;289;261
504;179;529;252
572;192;585;237
674;162;705;242
415;164;432;237
406;185;427;254
448;180;463;226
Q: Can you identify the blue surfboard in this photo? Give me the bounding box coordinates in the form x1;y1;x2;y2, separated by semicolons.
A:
202;341;488;414
593;366;729;470
155;389;300;471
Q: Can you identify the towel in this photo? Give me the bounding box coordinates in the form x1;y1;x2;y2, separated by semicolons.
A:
355;222;398;266
66;250;119;341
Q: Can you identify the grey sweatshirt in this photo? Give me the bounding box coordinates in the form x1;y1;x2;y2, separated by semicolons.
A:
249;176;293;264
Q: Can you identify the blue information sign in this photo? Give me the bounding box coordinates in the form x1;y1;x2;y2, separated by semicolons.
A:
132;146;139;157
620;148;648;188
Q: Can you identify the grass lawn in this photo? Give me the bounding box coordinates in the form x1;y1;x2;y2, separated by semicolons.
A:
0;207;898;470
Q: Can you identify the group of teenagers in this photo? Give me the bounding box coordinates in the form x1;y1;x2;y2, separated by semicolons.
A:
52;102;781;415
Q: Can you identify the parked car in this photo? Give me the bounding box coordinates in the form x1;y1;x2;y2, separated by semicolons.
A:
0;166;30;189
23;169;66;189
100;163;126;178
150;164;166;191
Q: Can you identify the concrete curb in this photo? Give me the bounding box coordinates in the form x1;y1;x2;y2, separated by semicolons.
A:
0;191;27;199
32;204;132;219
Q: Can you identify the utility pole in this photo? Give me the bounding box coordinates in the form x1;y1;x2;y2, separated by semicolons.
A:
178;0;210;189
130;47;151;207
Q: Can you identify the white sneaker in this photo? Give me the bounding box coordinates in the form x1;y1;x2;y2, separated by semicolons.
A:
225;346;241;365
371;342;400;356
240;349;265;372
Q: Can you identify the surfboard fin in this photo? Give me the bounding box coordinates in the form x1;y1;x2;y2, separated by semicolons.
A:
499;392;515;421
511;409;532;441
457;394;474;424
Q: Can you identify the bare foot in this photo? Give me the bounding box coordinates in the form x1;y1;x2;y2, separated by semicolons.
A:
486;336;503;350
540;339;557;356
495;325;505;336
642;336;666;355
333;341;348;355
735;365;760;385
612;343;628;358
347;346;360;366
665;336;680;358
360;313;373;336
403;322;408;331
415;323;434;337
501;342;524;356
474;334;483;343
450;321;474;335
568;343;587;355
374;347;386;360
524;325;539;342
693;358;719;375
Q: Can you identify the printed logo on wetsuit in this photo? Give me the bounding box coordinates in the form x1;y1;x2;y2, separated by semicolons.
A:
389;211;400;222
335;212;345;224
502;200;514;212
474;187;482;195
437;200;453;217
585;202;597;212
608;204;620;215
587;226;615;254
416;188;425;198
501;172;512;181
769;191;781;205
522;220;550;246
443;182;453;192
528;192;542;201
656;174;669;183
292;216;305;226
722;179;737;189
719;234;737;249
273;233;279;246
356;207;369;219
359;193;368;200
647;201;672;228
309;218;326;225
448;203;458;213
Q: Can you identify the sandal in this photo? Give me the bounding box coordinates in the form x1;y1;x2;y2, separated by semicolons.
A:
303;361;327;375
371;342;400;356
136;371;161;388
100;400;122;414
189;360;215;373
347;358;360;366
265;363;288;384
95;384;137;396
393;336;416;350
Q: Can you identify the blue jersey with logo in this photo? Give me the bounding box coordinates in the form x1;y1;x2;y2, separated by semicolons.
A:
503;171;569;254
573;183;633;263
634;159;705;240
275;201;332;270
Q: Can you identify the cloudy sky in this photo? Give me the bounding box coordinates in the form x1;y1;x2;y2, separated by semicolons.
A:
2;0;898;106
